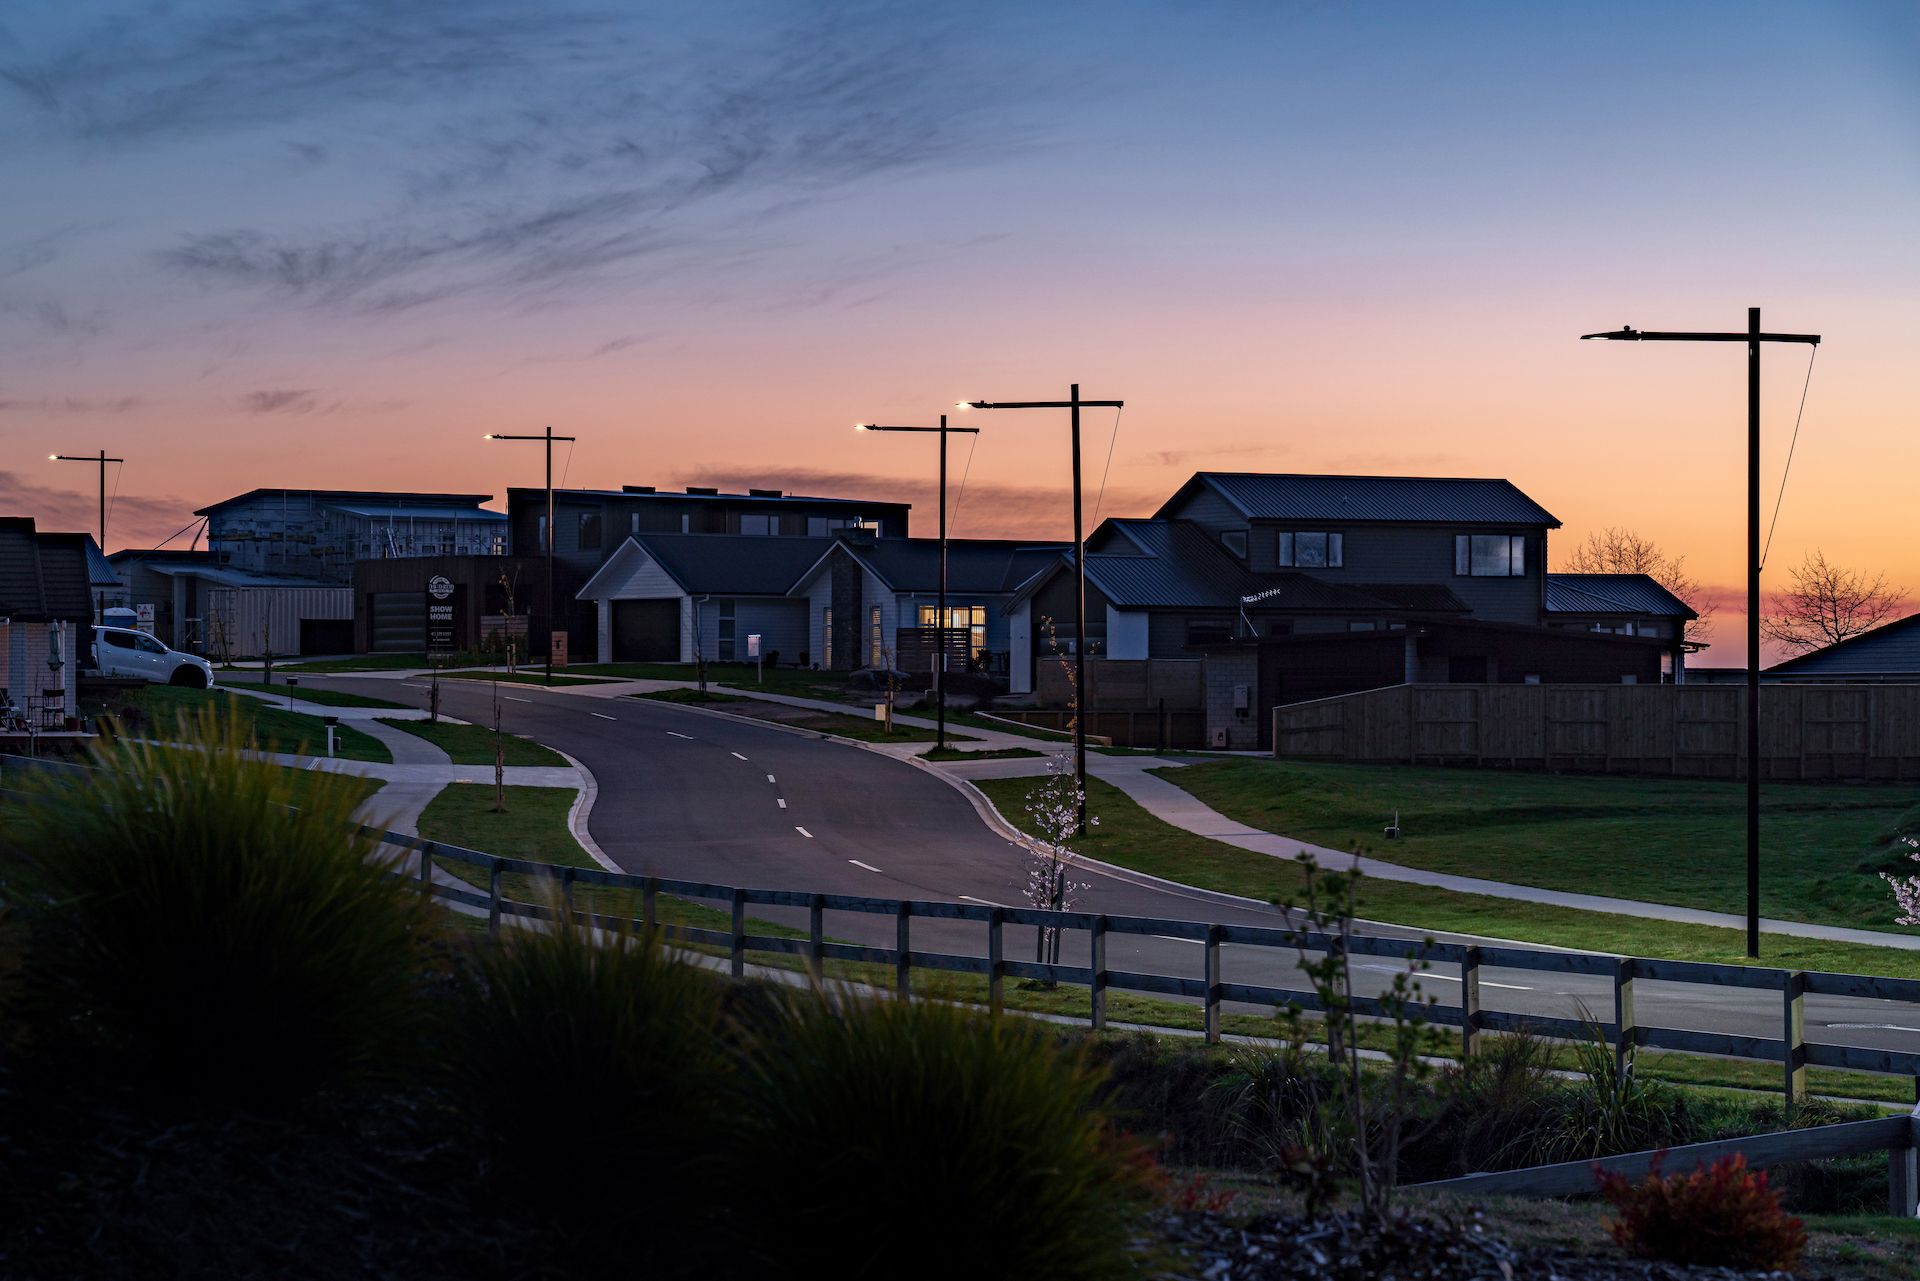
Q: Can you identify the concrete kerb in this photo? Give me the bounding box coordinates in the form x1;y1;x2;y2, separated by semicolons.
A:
551;746;618;873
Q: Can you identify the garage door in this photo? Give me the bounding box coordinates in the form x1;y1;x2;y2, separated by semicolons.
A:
370;592;426;653
612;599;680;662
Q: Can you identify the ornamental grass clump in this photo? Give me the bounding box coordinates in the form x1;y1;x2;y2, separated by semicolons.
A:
448;906;728;1254
730;991;1156;1280
1597;1151;1808;1270
3;709;438;1101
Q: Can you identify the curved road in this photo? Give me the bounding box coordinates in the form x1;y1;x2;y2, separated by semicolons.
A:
316;671;1920;1087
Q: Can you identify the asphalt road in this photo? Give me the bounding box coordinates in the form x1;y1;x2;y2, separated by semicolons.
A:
317;672;1920;1083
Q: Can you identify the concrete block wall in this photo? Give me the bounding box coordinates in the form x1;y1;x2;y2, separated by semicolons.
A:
1204;650;1260;750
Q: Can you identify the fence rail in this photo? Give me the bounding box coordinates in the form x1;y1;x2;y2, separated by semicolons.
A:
365;824;1920;1104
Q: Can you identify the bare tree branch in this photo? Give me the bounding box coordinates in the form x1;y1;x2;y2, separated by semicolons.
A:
1558;526;1715;643
1762;549;1908;653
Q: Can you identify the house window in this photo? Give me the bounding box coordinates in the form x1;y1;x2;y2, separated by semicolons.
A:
631;513;639;535
822;607;832;667
1454;534;1526;577
578;511;602;550
680;513;691;533
1348;620;1376;632
920;604;987;658
869;605;884;668
536;516;548;553
1185;618;1233;647
740;514;776;536
1221;529;1247;558
1276;531;1342;568
718;599;736;661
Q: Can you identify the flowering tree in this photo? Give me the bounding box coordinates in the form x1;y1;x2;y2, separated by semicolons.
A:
1882;837;1920;925
1020;754;1096;966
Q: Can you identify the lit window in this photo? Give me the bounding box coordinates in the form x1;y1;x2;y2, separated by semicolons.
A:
718;599;735;660
869;605;884;668
1276;532;1342;568
1454;534;1526;577
822;607;833;666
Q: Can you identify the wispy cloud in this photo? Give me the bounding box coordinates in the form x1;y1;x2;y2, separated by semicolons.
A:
0;470;193;549
238;388;407;415
676;466;1162;540
0;395;143;413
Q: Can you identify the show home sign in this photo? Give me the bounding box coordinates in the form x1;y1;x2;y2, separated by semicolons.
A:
427;575;456;653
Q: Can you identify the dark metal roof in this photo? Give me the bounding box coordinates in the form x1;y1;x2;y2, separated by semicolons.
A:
0;519;94;622
1767;611;1920;676
845;539;1068;594
519;486;912;510
84;535;119;588
36;534;96;620
1545;574;1696;618
196;489;493;516
627;534;844;595
1156;473;1561;527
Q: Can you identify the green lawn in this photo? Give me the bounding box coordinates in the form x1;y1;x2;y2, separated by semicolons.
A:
217;680;410;709
1156;758;1920;935
971;772;1920;980
417;783;588;866
376;719;569;767
136;687;391;762
634;687;753;705
921;746;1047;761
435;670;613;687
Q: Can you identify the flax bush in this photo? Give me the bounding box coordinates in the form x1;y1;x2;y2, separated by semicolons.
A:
3;710;438;1101
728;991;1155;1280
447;907;728;1255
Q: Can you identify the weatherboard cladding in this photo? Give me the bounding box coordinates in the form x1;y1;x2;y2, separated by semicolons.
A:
1769;613;1920;676
0;522;46;618
1159;473;1561;527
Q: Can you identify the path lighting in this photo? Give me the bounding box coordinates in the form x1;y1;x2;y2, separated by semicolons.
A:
958;385;1124;836
1581;309;1821;959
485;427;577;686
855;416;981;751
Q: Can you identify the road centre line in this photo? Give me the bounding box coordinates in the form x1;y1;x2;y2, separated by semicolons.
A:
849;860;882;873
667;731;695;739
590;712;617;720
959;894;1011;908
732;752;749;761
777;799;787;808
795;827;813;838
505;696;531;703
766;774;776;783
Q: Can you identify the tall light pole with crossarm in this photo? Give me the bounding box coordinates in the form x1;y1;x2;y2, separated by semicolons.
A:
485;426;577;687
1581;309;1821;959
856;415;981;751
958;385;1123;837
52;449;124;622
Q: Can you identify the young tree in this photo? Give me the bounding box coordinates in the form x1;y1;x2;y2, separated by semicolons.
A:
1763;549;1908;654
1560;527;1715;642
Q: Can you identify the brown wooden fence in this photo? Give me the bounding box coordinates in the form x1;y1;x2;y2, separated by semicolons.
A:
1035;658;1203;711
987;708;1211;750
1272;683;1920;779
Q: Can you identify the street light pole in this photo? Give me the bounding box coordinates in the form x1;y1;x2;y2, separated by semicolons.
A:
52;449;124;622
485;427;577;686
856;417;981;751
959;385;1124;836
1581;310;1821;959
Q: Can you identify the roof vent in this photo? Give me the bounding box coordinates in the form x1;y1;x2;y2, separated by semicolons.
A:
623;485;656;494
748;488;782;498
685;486;718;496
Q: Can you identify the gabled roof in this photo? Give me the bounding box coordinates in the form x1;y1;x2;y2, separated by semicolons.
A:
1767;611;1920;676
1006;518;1471;615
84;536;120;588
576;533;842;599
1155;473;1561;527
195;489;493;516
1545;574;1696;618
0;518;95;622
789;537;1071;597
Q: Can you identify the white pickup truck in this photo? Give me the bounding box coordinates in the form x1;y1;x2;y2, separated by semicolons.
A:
91;626;214;689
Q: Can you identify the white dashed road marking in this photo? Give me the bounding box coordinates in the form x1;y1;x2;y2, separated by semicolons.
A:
849;860;882;873
505;696;531;703
777;799;787;808
667;731;695;739
959;895;1010;908
732;752;750;761
766;774;776;783
795;827;813;838
589;712;616;720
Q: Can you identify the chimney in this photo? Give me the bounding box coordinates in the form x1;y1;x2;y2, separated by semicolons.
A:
623;485;656;494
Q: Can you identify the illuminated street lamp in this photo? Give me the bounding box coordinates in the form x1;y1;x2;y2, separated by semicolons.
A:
958;385;1124;836
485;426;577;686
1581;309;1820;959
856;415;981;750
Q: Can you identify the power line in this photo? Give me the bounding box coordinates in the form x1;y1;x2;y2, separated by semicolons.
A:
947;431;979;537
1091;405;1124;523
1762;344;1818;570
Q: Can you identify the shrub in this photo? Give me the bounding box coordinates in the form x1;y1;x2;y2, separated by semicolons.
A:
1546;1016;1691;1162
2;710;439;1101
1597;1152;1808;1270
729;992;1156;1279
447;907;727;1255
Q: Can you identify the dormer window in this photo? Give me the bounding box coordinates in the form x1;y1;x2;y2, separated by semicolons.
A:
1220;530;1247;558
1276;531;1342;568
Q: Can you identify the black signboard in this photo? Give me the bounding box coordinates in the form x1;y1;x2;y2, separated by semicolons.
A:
427;575;456;652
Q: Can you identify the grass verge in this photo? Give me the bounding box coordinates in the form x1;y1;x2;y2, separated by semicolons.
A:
921;746;1047;761
1160;757;1920;935
435;670;613;687
136;687;391;762
634;687;752;704
376;719;569;767
215;681;411;709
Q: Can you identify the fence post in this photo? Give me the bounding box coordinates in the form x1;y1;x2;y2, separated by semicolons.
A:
896;900;912;998
1613;957;1636;1080
419;845;433;901
808;893;825;984
1784;970;1807;1113
987;908;1005;1016
487;857;502;940
1893;1142;1918;1219
1461;945;1482;1060
730;888;746;978
1091;916;1109;1031
1205;924;1223;1045
562;866;576;928
643;876;658;937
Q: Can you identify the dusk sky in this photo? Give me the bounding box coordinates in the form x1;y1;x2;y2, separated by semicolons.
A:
2;1;1915;664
